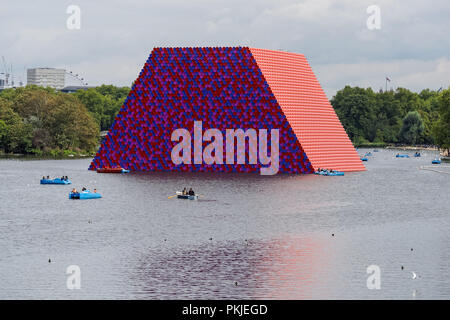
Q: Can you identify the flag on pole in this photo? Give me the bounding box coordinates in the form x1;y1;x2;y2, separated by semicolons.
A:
386;77;391;82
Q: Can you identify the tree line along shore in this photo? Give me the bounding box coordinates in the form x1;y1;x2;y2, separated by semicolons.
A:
0;85;449;157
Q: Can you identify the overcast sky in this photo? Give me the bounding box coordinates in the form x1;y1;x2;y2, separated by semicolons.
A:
1;0;449;98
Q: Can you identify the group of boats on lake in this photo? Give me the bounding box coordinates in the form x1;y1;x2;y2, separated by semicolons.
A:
357;149;442;164
39;153;444;197
40;175;102;200
39;166;131;200
39;166;201;201
395;152;442;164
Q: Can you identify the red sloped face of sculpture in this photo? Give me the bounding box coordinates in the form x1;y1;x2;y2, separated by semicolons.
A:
249;48;365;173
89;47;364;174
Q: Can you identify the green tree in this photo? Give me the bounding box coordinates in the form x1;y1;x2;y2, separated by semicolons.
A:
432;88;450;154
331;86;439;145
394;88;422;114
399;111;424;145
0;98;33;153
74;85;129;131
0;119;6;142
374;91;401;142
74;88;105;127
0;86;99;155
44;93;99;152
331;86;377;142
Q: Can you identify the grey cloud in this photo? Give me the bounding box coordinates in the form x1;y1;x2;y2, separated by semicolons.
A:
0;0;448;96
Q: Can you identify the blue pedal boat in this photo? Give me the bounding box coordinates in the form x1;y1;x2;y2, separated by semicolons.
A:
41;178;71;185
432;158;441;164
69;191;102;199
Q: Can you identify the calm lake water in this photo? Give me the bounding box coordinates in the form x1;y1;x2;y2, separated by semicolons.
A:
0;148;449;299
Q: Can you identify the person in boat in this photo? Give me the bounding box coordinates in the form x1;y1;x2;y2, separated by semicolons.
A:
82;187;87;192
42;176;45;180
182;187;187;195
93;189;97;193
188;188;195;196
65;176;68;180
47;175;50;179
72;188;77;193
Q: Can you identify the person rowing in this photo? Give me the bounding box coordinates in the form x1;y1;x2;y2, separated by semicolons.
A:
188;188;195;196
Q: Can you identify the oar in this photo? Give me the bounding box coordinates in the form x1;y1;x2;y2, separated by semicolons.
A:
168;194;177;199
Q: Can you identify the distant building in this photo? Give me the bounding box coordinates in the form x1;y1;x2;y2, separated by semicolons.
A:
0;78;17;91
60;85;94;93
27;68;65;89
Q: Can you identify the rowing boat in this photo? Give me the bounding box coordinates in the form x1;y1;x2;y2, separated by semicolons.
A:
96;167;130;173
176;191;198;200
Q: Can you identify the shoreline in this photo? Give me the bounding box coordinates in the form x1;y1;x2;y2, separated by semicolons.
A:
384;145;439;151
0;154;94;160
356;145;444;153
0;144;444;162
